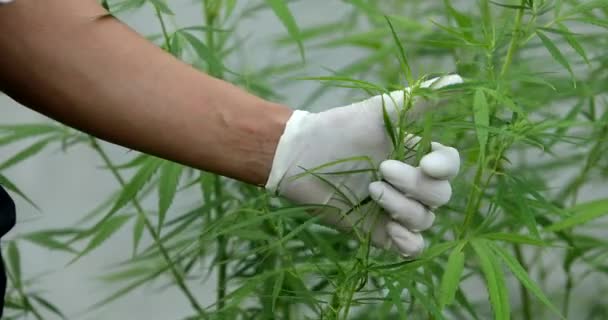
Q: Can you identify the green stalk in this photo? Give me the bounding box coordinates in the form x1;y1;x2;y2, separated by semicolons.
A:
460;161;484;235
20;295;43;320
261;215;283;319
563;267;573;316
8;263;43;320
204;0;217;55
260;254;276;319
500;0;526;77
514;244;532;320
155;5;172;52
341;280;358;320
89;138;204;315
214;175;228;315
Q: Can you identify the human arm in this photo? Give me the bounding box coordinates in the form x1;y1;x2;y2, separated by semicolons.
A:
0;0;291;186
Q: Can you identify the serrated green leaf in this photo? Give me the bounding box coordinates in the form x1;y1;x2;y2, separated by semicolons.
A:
7;242;21;288
180;31;224;77
384;279;408;319
489;242;564;319
158;161;183;233
444;0;474;41
297;76;385;92
107;157;162;219
577;17;608;29
288;155;376;182
224;0;238;19
0;137;54;171
132;213;145;257
409;284;444;319
536;30;575;85
479;0;495;44
471;239;510;320
149;0;174;15
101;266;154;283
264;0;305;61
0;174;38;209
23;232;77;254
565;0;608;15
385;16;413;84
482;88;526;114
482;232;547;246
169;32;184;58
489;0;530;10
105;0;146;14
557;22;589;65
109;153;151;170
0;123;60;146
31;295;66;320
72;215;132;263
88;268;163;312
439;248;466;308
547;198;608;231
454;288;482;320
271;270;285;312
510;74;556;91
277;22;346;45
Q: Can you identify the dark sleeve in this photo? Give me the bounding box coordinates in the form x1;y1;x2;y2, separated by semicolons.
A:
0;186;16;317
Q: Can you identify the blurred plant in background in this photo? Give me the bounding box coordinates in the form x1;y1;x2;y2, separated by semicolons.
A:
1;0;607;319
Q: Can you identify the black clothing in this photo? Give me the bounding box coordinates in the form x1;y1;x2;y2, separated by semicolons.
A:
0;186;16;317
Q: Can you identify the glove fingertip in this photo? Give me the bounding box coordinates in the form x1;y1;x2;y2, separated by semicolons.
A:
420;153;458;179
420;144;460;179
386;222;425;257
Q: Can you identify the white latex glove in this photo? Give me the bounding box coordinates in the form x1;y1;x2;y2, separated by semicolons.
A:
266;75;462;257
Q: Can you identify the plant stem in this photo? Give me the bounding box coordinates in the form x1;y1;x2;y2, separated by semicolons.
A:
460;161;484;235
89;138;204;315
500;0;526;77
204;1;216;55
563;267;573;316
214;175;228;315
21;295;43;320
514;244;532;320
155;6;172;52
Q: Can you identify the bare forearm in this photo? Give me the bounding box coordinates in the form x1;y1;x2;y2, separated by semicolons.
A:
0;0;291;185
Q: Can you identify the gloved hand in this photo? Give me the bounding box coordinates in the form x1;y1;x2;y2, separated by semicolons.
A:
266;74;462;257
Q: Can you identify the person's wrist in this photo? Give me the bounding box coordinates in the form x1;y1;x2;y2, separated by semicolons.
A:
254;102;293;187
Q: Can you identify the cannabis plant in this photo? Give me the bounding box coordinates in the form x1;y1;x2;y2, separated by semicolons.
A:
1;0;607;319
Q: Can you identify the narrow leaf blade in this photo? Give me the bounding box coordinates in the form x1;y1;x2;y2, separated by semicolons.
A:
439;248;466;308
264;0;305;61
158;161;183;233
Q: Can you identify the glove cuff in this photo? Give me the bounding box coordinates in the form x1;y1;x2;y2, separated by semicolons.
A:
265;110;312;194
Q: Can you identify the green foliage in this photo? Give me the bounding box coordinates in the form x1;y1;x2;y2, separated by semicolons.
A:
1;0;608;319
